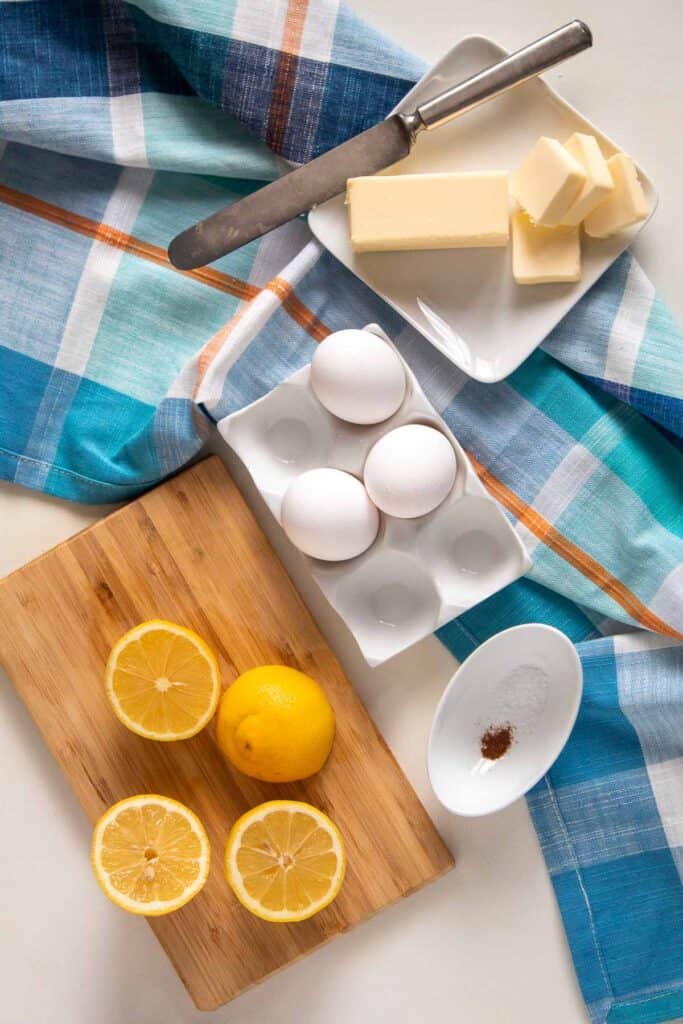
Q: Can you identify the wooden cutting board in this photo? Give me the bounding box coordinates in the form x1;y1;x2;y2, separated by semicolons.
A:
0;456;453;1010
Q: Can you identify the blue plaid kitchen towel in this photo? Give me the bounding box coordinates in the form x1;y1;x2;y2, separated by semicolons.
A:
0;3;681;1020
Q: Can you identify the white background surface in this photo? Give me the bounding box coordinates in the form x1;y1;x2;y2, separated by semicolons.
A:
1;2;682;1022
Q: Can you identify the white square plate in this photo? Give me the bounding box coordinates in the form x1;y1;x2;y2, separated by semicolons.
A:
308;35;657;382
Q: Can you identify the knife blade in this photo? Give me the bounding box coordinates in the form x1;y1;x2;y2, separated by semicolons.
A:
168;20;592;270
168;118;411;270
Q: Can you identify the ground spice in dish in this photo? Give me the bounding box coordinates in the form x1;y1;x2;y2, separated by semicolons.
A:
480;723;514;761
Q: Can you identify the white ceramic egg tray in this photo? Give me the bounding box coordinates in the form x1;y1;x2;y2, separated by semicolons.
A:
218;326;531;666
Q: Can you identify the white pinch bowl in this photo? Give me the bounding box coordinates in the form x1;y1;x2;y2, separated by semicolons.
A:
428;624;582;816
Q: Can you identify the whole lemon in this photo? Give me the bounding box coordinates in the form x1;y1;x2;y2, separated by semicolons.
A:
216;666;335;782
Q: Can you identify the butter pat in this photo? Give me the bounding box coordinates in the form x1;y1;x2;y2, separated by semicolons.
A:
510;137;586;227
561;133;614;226
583;153;649;238
512;212;581;285
346;172;509;253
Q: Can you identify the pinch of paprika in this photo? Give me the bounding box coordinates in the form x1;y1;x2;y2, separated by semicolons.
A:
480;723;514;761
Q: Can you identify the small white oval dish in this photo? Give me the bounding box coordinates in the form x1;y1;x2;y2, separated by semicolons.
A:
428;624;582;816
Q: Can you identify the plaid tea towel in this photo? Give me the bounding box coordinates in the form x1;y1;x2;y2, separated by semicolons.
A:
0;3;681;1021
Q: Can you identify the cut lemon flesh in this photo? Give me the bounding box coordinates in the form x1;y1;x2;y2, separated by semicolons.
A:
225;800;346;922
91;795;210;915
105;620;221;741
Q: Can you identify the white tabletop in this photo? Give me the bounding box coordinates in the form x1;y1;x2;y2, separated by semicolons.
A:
1;2;681;1021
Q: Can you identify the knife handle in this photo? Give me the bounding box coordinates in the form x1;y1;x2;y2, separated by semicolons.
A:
406;20;592;134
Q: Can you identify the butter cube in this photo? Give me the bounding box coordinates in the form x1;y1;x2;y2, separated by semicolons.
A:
510;137;586;227
583;153;649;238
560;133;614;226
346;172;510;253
512;212;581;285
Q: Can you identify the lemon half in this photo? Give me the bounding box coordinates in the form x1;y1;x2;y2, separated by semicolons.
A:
225;800;346;923
105;620;221;741
91;795;210;916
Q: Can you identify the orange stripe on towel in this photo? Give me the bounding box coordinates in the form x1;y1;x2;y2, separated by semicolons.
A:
267;276;330;341
0;183;258;301
266;0;309;153
468;452;683;639
0;183;332;342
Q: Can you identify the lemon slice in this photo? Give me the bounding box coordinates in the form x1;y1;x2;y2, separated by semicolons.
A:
91;795;210;915
105;620;221;741
225;800;346;922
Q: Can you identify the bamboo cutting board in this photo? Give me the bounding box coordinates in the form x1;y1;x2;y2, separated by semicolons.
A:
0;456;453;1010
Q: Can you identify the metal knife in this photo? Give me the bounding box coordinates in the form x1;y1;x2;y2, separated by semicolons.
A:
168;20;592;270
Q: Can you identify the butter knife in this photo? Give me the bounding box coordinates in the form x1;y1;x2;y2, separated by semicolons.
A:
168;20;591;270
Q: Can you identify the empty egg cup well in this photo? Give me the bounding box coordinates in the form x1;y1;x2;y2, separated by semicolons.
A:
416;493;526;612
221;381;335;518
333;549;442;667
219;325;531;665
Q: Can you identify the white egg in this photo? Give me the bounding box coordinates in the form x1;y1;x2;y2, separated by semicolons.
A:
364;424;457;519
310;329;406;425
280;467;380;561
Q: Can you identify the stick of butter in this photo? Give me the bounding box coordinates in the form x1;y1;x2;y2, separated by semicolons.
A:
512;212;581;285
560;133;614;226
510;137;586;227
583;153;649;238
346;172;509;253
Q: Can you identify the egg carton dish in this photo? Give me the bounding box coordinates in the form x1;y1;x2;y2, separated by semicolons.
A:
219;325;531;666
